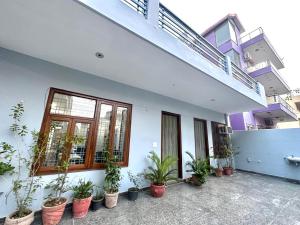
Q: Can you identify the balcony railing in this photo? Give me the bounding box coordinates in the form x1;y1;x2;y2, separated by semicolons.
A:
231;63;260;94
121;2;261;95
158;4;227;71
121;0;148;17
240;27;263;44
268;96;297;114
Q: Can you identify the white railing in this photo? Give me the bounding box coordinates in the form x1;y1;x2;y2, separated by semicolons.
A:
121;0;148;17
268;96;297;115
240;27;264;44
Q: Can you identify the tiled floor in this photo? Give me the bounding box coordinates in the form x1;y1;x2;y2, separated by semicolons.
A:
40;172;300;225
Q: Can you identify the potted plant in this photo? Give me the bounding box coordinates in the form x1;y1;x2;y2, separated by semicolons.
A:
42;134;84;225
103;152;122;209
72;179;94;218
144;151;177;198
222;137;238;176
90;186;104;211
127;171;143;201
185;152;210;186
2;102;45;225
212;154;223;177
42;161;70;225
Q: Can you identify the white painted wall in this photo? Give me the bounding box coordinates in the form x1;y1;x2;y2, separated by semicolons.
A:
232;129;300;181
0;48;225;217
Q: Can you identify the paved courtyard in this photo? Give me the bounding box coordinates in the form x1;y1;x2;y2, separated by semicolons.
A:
39;172;300;225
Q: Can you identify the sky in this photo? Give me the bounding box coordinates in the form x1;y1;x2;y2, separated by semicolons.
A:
160;0;299;90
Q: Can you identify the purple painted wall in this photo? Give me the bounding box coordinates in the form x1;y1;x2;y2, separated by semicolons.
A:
204;31;217;47
243;112;256;129
230;113;246;130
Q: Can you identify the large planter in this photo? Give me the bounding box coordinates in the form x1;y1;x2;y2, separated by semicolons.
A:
42;198;67;225
223;167;233;176
105;192;119;209
128;188;139;201
5;209;34;225
90;197;104;211
72;196;92;219
215;168;223;177
150;184;165;198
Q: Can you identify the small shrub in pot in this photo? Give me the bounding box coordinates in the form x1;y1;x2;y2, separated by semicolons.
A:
103;152;122;209
185;151;210;186
90;187;104;211
127;171;143;201
144;151;177;198
2;102;44;225
72;179;94;218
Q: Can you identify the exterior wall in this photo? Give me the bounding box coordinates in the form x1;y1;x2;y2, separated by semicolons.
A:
232;129;300;181
229;113;245;130
0;48;225;217
203;31;217;47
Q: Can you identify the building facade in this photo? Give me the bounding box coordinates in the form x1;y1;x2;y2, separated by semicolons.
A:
202;14;298;130
0;0;267;218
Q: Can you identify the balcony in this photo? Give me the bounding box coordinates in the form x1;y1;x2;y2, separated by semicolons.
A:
247;60;290;96
241;27;284;70
253;96;298;122
0;0;267;113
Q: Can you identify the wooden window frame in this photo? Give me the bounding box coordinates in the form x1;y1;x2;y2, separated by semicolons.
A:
37;88;132;175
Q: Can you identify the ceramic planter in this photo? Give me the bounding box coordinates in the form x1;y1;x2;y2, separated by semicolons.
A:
150;184;165;197
128;188;139;201
215;168;223;177
5;210;34;225
105;192;119;209
72;196;92;219
42;198;67;225
90;197;104;211
223;167;233;176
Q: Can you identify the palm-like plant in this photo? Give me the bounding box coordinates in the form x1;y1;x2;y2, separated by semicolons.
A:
145;151;177;186
186;151;210;185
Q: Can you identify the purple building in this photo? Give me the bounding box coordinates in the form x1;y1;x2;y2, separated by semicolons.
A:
203;14;297;130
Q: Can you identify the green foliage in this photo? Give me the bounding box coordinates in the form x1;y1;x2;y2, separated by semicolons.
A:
3;102;45;218
127;171;143;190
185;151;210;185
44;134;84;206
92;186;104;201
0;142;15;175
103;152;122;194
72;179;94;199
144;151;177;185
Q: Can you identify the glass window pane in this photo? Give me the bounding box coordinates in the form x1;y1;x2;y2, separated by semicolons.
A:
225;50;241;67
50;93;96;118
43;120;69;167
215;22;230;47
69;122;90;165
113;107;128;162
95;104;113;163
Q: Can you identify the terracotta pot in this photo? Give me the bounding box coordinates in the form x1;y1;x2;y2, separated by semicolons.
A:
5;210;34;225
150;184;165;198
42;198;67;225
105;192;119;209
72;196;92;219
191;174;202;186
223;167;233;176
215;168;223;177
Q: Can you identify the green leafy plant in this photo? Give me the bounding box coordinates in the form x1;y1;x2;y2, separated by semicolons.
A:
0;142;15;175
144;151;177;186
127;171;143;191
44;135;84;207
92;186;104;201
186;151;210;185
72;179;94;199
3;102;46;219
103;152;122;194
